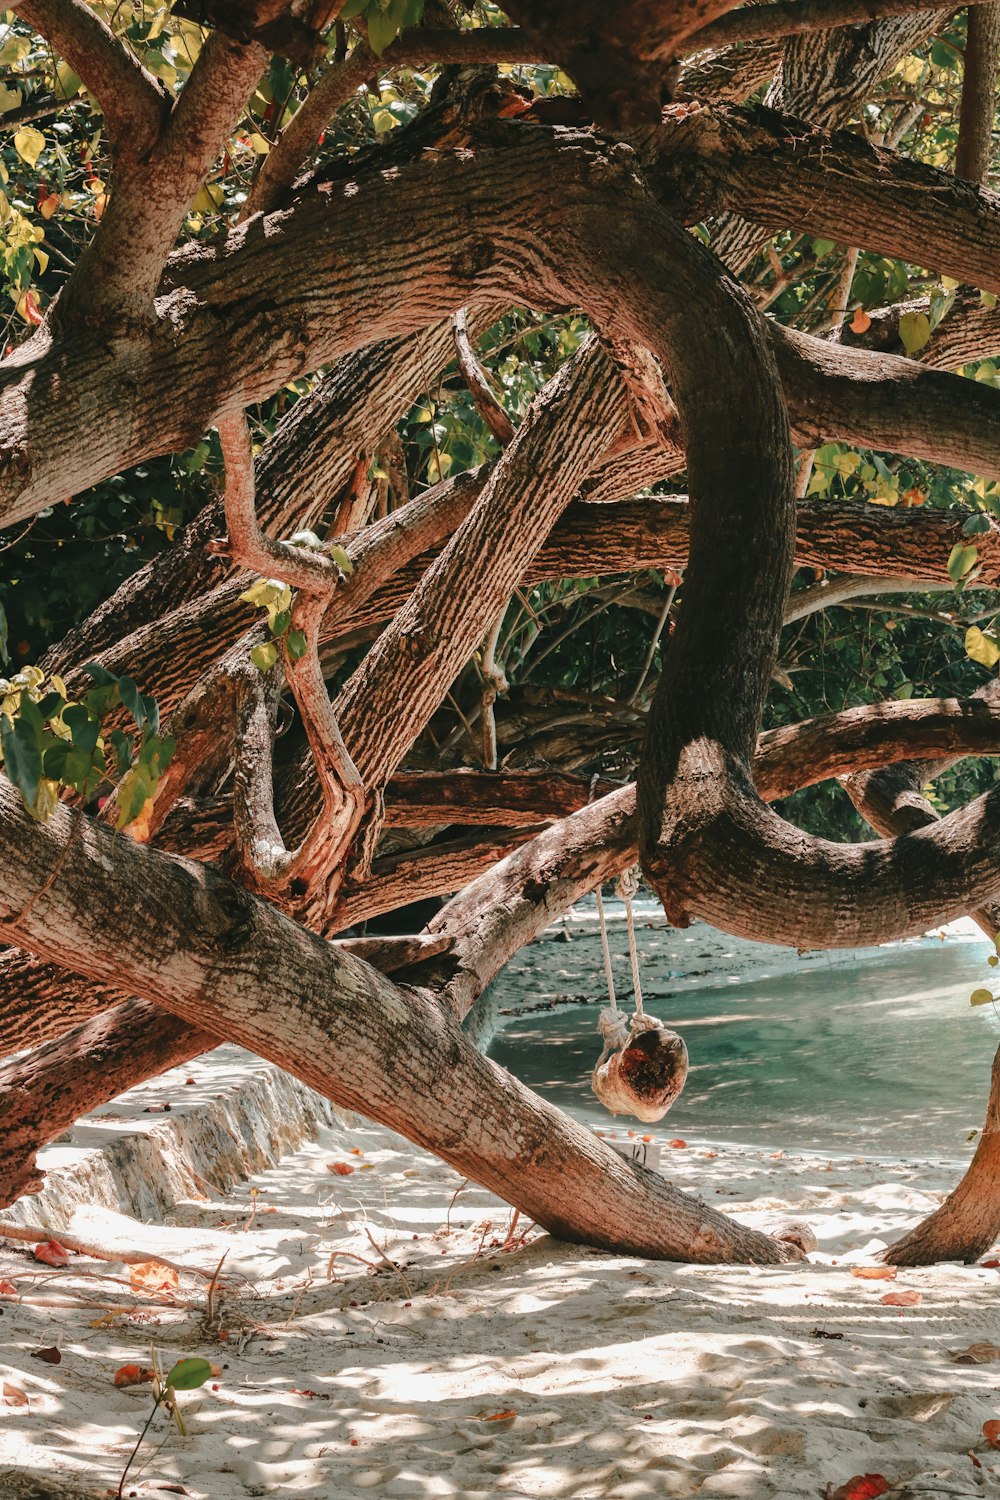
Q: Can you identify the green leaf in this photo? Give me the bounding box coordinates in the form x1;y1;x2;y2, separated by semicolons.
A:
63;702;99;754
269;608;291;638
947;543;979;583
965;626;1000;669
42;739;72;780
250;642;279;673
141;694;160;737
35;691;65;719
118;676;146;730
811;237;835;257
982;291;998;311
108;729;133;774
165;1357;213;1391
82;661;118;688
286;629;308;661
962;512;992;536
898;311;931;357
970;988;995;1006
1;714;42;812
367;0;411;54
328;544;354;575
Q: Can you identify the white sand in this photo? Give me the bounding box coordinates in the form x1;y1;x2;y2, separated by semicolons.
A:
2;919;1000;1500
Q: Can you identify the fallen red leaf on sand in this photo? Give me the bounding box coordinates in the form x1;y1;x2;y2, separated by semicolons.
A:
33;1240;69;1268
668;1139;687;1149
0;1280;18;1296
129;1261;180;1294
984;1419;1000;1450
474;1410;517;1422
825;1475;891;1500
30;1347;61;1365
113;1363;156;1388
880;1289;921;1307
971;1449;983;1468
981;1258;1000;1269
2;1383;28;1408
327;1162;355;1176
851;1266;896;1280
951;1342;1000;1365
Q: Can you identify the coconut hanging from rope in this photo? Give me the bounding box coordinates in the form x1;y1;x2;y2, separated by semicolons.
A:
592;1010;689;1122
588;869;689;1123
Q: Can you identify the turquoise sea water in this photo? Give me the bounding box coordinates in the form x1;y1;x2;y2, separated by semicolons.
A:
487;935;1000;1160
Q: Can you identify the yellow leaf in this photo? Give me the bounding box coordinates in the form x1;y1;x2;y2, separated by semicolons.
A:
0;83;22;114
965;626;1000;669
191;182;224;214
0;34;29;67
13;126;45;168
55;62;81;99
970;988;994;1007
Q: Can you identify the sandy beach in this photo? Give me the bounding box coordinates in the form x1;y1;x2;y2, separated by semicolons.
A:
2;918;1000;1500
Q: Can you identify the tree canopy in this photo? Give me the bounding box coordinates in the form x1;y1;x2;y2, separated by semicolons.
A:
3;0;1000;1265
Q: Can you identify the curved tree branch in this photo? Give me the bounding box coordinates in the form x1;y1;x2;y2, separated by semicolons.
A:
12;0;164;150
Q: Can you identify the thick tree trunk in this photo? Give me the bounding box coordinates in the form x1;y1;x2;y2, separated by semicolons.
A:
0;1002;215;1206
0;782;794;1263
884;1049;1000;1265
848;749;1000;1265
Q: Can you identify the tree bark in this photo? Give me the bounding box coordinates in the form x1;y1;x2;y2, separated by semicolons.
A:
885;1048;1000;1264
0;780;793;1263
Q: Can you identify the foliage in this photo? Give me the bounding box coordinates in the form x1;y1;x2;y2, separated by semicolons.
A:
1;6;998;843
0;661;173;828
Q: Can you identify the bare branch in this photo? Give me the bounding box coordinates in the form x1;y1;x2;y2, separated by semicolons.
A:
12;0;163;149
244;28;541;217
59;27;268;325
452;307;516;446
218;410;364;896
956;0;1000;183
688;0;971;53
649;104;1000;294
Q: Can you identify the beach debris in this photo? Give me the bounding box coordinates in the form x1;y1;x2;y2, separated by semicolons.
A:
33;1239;69;1268
824;1477;891;1500
983;1419;1000;1450
0;1280;17;1295
950;1341;1000;1364
811;1328;844;1340
114;1364;156;1388
668;1139;687;1149
328;1161;355;1175
2;1382;29;1408
851;1266;897;1280
880;1289;922;1306
29;1346;61;1365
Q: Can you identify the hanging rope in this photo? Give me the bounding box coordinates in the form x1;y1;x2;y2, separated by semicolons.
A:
616;864;645;1020
595;884;630;1062
589;834;689;1121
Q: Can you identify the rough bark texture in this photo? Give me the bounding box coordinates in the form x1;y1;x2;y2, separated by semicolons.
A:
3;1;1000;1268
